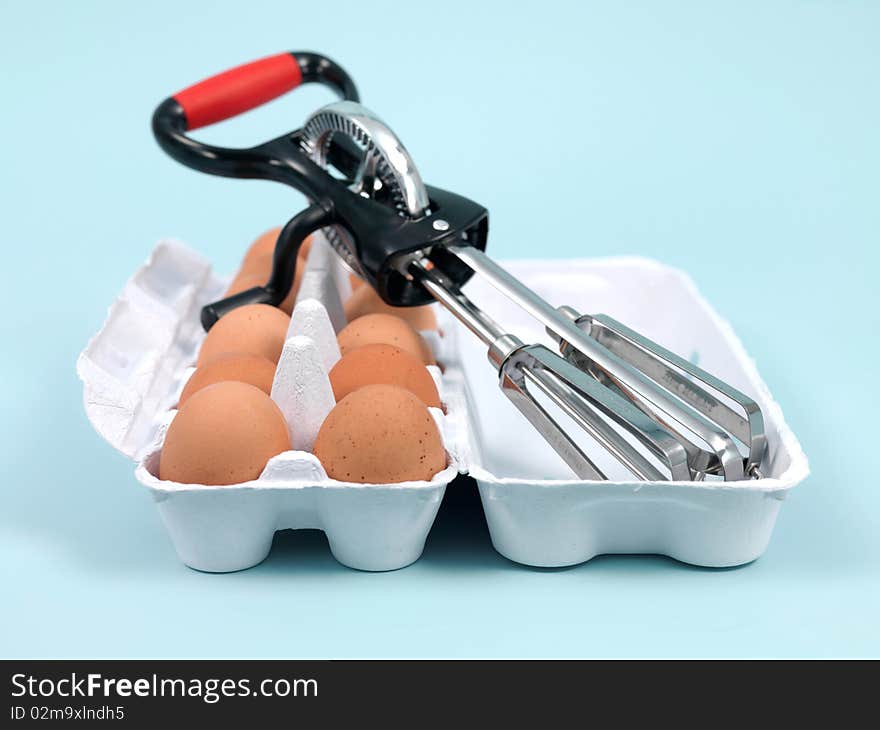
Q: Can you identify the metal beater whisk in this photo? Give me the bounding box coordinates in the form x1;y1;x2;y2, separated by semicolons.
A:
153;50;766;482
408;248;765;481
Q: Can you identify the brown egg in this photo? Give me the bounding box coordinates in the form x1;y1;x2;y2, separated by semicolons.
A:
238;252;270;280
241;227;281;270
225;270;264;297
328;344;441;407
313;384;446;483
298;234;313;262
179;353;276;406
337;313;434;365
159;382;291;485
241;228;312;273
197;304;290;366
235;229;311;315
225;267;301;315
344;285;438;331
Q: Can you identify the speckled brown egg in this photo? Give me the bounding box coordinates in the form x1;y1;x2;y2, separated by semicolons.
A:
344;285;438;332
159;381;291;485
313;384;446;483
328;344;441;407
197;304;290;366
336;313;434;365
179;353;277;406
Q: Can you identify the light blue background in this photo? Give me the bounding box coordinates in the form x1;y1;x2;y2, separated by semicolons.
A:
1;1;877;658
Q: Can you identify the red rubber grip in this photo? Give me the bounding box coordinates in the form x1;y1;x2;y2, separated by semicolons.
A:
172;53;303;131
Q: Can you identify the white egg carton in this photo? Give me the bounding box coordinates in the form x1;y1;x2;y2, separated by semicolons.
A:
79;239;808;572
78;237;464;572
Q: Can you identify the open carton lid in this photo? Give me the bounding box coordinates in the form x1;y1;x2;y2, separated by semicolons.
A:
77;241;220;459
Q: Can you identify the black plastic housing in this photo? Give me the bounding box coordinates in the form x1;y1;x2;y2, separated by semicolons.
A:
152;51;488;325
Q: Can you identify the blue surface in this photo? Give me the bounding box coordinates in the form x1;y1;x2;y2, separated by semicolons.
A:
1;1;877;658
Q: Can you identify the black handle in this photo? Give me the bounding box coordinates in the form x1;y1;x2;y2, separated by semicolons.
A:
152;51;358;185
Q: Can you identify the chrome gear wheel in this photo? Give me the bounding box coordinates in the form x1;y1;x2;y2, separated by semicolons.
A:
300;101;430;276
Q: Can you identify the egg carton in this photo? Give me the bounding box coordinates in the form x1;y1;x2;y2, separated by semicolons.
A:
78;236;465;572
78;239;808;571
